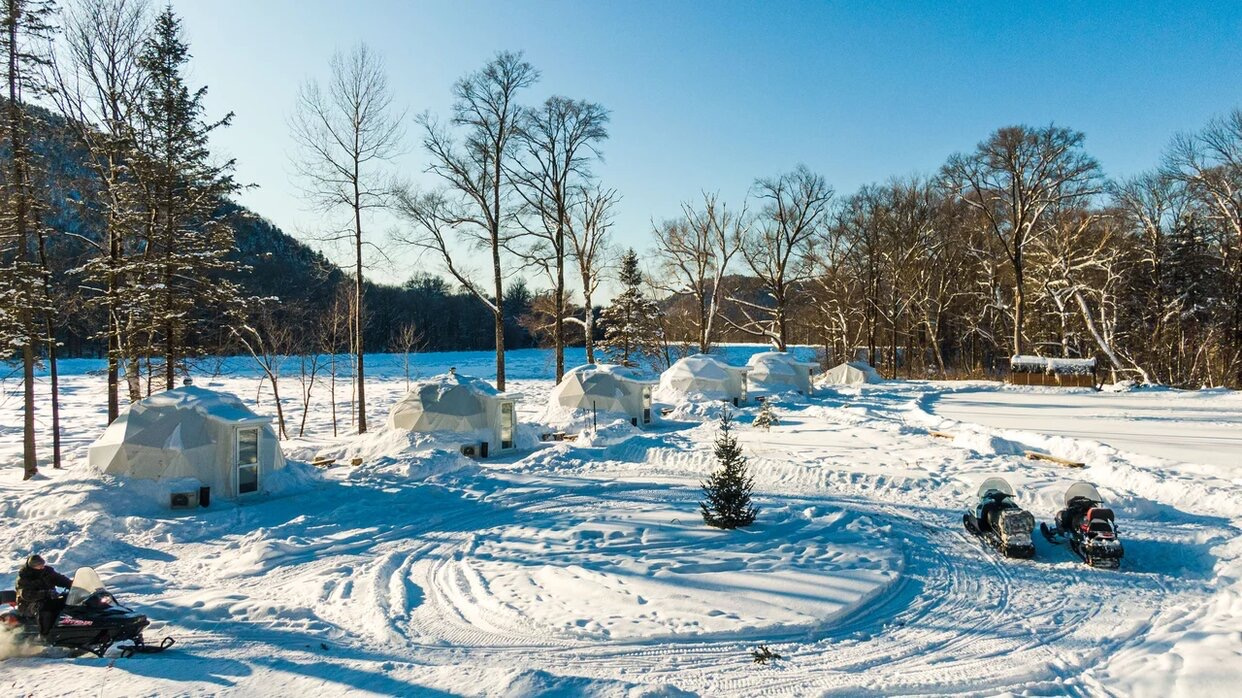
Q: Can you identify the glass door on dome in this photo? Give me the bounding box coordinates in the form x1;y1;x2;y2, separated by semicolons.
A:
500;403;514;450
237;427;260;494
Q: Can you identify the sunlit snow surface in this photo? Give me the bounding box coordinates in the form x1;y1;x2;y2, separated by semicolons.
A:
1;351;1239;696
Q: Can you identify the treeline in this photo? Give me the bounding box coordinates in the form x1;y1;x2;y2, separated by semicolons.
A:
648;122;1242;389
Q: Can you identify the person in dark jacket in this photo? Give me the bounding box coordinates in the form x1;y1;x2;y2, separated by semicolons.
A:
15;554;73;636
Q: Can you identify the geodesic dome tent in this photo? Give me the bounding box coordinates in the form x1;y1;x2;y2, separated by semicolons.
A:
387;370;517;457
550;363;656;426
657;354;751;405
820;361;884;386
746;351;819;396
87;385;286;500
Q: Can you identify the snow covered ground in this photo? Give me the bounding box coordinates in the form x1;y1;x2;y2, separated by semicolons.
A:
1;352;1240;696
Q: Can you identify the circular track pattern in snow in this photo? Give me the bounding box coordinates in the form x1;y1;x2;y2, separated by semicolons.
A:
421;492;902;643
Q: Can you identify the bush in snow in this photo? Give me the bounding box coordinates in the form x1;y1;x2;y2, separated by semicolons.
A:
753;400;779;431
700;410;758;529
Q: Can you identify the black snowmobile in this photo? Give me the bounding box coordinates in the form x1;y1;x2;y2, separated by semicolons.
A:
962;476;1036;558
1;567;174;657
1040;481;1124;569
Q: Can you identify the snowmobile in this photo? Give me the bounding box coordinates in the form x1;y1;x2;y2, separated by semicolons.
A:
1;567;174;657
1040;481;1124;569
962;477;1036;558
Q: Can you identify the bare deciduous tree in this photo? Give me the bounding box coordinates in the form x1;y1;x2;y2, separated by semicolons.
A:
652;192;746;354
45;0;150;425
394;51;537;391
565;183;616;363
390;322;423;392
511;96;608;382
941;125;1102;355
729;166;831;351
290;43;404;433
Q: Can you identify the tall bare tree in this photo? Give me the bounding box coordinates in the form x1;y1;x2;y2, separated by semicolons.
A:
45;0;148;424
395;51;537;391
565;183;615;363
941;125;1102;355
290;43;403;433
511;96;608;382
729;166;831;351
652;191;745;353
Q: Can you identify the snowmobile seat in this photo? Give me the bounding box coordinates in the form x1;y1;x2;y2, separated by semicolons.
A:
1086;507;1114;522
0;590;15;606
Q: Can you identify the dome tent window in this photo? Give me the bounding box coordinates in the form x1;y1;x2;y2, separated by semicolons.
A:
237;427;260;494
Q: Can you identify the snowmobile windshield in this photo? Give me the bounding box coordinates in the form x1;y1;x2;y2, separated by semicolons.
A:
1064;482;1103;507
977;477;1015;499
66;567;107;607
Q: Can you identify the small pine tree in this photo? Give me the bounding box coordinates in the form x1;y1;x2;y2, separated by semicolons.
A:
753;400;779;431
599;249;663;367
701;410;758;529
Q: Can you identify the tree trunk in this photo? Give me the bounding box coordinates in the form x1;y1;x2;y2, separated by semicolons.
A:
583;277;595;364
8;14;38;479
268;369;287;439
1012;255;1025;356
554;205;565;383
107;224;120;423
353;196;367;434
165;319;175;389
492;181;506;391
329;351;337;438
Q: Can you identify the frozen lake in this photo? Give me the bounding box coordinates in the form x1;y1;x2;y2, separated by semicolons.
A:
927;385;1242;474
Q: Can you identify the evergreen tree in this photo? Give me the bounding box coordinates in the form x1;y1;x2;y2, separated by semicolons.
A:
1;0;57;479
700;409;758;529
599;248;662;366
752;399;779;431
130;6;243;389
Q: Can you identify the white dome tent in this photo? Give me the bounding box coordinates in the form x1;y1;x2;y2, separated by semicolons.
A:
88;385;286;502
388;370;517;458
746;351;819;396
550;364;656;427
657;354;751;405
821;361;884;386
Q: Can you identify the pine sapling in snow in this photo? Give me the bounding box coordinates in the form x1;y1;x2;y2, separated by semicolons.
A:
753;400;779;431
701;410;758;529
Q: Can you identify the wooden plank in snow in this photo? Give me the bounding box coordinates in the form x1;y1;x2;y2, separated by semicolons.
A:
1025;450;1085;468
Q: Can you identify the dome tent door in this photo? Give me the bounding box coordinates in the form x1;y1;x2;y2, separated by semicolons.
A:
236;426;260;495
499;402;515;450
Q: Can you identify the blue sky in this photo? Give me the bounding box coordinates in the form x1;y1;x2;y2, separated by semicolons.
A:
173;0;1242;289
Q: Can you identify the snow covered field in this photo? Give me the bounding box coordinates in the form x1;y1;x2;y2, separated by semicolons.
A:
2;352;1241;696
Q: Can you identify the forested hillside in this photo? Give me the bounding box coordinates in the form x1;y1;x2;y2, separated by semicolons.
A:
2;100;540;359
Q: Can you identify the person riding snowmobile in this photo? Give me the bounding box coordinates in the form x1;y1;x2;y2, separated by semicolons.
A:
15;554;73;636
